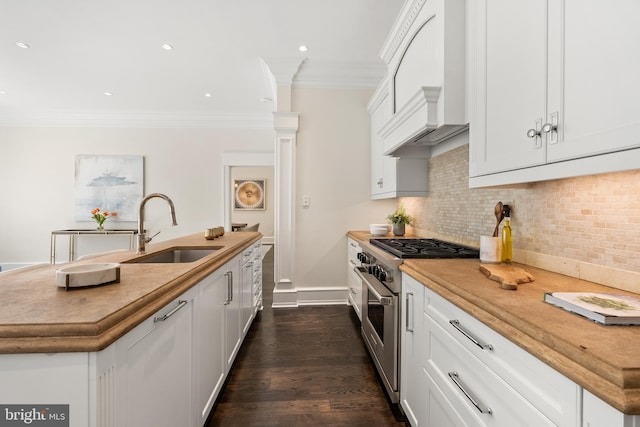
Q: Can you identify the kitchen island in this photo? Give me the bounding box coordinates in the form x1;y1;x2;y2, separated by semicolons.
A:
0;231;262;427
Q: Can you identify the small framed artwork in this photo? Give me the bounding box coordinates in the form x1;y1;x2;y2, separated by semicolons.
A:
234;179;265;210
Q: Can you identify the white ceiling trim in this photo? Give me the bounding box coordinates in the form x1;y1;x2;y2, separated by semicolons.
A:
0;110;275;129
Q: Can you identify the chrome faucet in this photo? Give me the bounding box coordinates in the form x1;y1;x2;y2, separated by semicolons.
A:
137;193;178;254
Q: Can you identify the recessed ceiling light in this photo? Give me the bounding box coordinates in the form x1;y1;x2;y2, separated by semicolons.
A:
204;93;212;98
104;92;113;96
161;43;173;50
0;91;6;95
260;97;272;103
298;45;308;52
16;42;30;49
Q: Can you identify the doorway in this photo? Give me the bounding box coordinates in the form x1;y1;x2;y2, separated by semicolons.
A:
229;166;274;243
222;151;275;245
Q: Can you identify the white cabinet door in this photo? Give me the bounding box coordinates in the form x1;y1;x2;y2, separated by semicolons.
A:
400;274;426;426
241;254;254;336
194;268;227;425
370;86;396;199
252;241;263;314
116;289;195;427
368;79;429;199
546;0;640;163
224;255;242;369
470;0;547;177
346;237;362;321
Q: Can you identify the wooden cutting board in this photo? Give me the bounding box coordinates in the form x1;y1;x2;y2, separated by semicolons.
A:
479;264;535;290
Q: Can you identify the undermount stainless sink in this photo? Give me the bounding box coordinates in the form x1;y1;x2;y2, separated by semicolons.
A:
126;247;220;264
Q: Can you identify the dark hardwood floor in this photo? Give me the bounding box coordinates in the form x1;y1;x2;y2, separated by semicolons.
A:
206;246;408;426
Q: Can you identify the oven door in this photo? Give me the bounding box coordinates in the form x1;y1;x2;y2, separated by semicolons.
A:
355;267;399;402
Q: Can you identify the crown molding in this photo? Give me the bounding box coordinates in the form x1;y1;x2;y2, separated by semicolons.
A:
0;110;274;128
293;59;386;89
380;0;426;64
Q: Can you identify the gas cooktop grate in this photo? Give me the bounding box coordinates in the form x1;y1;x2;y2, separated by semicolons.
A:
370;238;480;259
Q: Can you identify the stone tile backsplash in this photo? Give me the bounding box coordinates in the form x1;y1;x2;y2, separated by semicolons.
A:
402;144;640;289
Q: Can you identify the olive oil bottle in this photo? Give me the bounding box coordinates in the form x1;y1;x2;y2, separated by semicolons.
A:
501;205;512;263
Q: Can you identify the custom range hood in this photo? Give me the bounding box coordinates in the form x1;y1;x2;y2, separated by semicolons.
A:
378;0;467;158
379;85;468;157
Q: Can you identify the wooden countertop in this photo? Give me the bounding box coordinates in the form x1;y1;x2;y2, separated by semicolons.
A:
348;230;640;414
0;231;261;354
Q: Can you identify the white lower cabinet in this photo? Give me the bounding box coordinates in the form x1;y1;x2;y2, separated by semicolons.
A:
240;243;258;336
400;274;426;425
346;237;363;320
401;273;581;427
224;255;242;370
252;242;263;314
194;267;227;425
115;288;196;427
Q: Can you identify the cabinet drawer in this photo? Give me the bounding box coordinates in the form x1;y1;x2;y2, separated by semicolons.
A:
347;238;361;265
424;288;579;427
425;313;556;427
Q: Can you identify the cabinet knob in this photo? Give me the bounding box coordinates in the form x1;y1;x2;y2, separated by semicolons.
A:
377;178;383;187
526;128;541;139
541;122;557;134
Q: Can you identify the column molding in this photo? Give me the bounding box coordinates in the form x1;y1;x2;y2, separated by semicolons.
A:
272;112;299;307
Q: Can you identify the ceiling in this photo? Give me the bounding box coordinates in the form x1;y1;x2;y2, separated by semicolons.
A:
0;0;404;127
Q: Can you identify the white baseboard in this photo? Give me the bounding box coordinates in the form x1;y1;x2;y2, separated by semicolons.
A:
271;285;349;308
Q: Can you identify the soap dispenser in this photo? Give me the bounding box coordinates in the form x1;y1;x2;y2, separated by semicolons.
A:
501;205;512;263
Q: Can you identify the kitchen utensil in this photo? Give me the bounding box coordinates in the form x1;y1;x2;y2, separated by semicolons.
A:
493;201;503;237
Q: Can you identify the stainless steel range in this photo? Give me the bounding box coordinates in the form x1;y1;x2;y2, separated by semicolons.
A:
354;238;479;403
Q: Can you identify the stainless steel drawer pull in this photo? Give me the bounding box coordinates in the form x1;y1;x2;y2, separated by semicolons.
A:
224;271;233;305
405;292;414;332
154;300;188;322
448;372;492;415
449;319;493;351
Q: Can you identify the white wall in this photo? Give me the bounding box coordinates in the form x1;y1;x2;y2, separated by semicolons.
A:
0;126;273;263
292;87;396;291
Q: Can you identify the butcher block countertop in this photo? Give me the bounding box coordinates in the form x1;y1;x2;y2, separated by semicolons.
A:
0;231;261;354
348;231;640;414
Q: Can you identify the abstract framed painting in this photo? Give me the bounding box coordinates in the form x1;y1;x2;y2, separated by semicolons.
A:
75;155;144;222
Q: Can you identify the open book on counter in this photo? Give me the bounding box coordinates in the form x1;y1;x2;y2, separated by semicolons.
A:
544;292;640;325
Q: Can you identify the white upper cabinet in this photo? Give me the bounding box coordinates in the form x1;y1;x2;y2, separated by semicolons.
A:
469;0;640;187
368;79;429;199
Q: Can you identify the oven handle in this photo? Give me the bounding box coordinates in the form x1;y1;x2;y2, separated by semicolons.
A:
355;267;393;305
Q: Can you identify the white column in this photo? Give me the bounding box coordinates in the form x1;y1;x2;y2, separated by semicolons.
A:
273;112;299;307
261;57;305;308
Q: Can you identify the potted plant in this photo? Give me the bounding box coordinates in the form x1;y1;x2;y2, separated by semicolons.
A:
387;204;413;236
